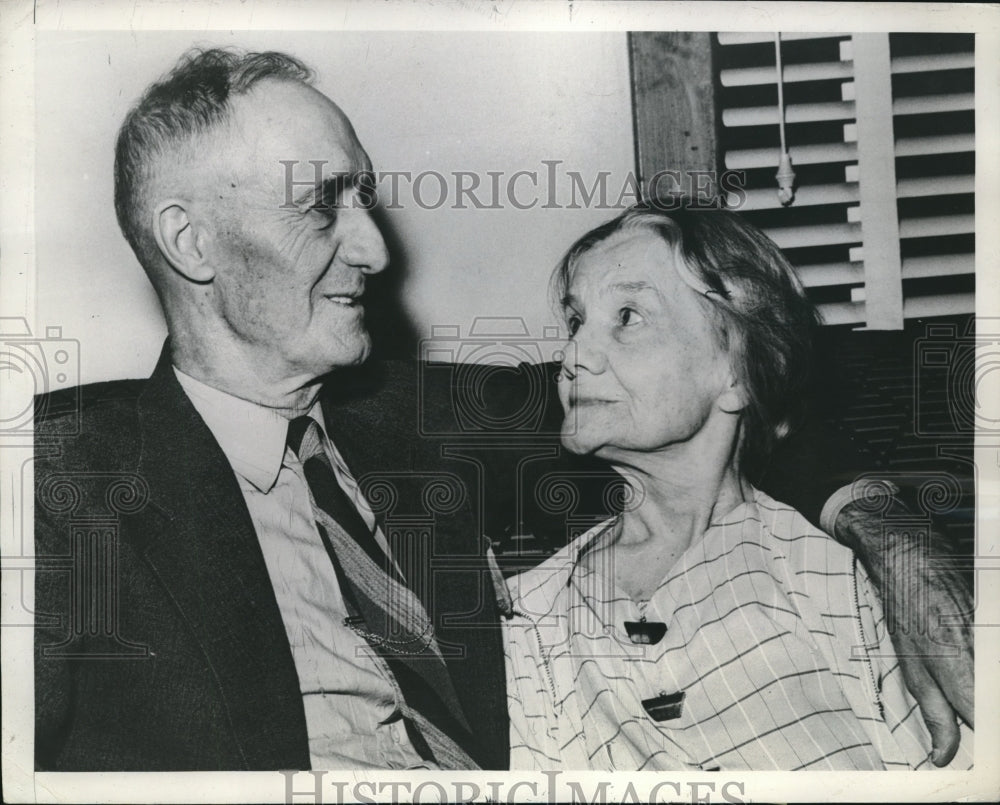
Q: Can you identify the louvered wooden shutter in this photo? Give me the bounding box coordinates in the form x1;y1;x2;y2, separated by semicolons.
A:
716;32;975;329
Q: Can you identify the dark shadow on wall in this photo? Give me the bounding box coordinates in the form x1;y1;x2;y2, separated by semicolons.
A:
364;204;420;361
761;313;976;567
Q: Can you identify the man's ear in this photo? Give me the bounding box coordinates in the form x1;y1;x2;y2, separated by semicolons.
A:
152;200;215;283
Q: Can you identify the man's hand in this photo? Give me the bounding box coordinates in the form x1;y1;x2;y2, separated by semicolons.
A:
822;481;974;766
883;557;974;765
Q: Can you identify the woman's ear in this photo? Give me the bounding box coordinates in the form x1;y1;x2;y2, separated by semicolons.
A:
717;369;748;415
152;200;215;283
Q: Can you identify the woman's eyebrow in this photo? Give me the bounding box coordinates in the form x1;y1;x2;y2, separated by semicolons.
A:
609;280;657;295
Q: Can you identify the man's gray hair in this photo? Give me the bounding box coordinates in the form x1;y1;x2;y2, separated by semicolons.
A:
113;48;314;273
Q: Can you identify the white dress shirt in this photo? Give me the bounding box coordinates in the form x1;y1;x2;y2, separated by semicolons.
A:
175;368;430;769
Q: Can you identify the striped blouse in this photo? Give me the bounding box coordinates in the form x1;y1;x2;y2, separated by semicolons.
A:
503;488;973;771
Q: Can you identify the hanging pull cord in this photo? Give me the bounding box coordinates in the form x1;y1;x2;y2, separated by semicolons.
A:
775;32;796;205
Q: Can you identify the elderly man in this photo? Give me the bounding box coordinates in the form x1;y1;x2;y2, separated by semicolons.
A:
34;48;972;771
35;49;505;771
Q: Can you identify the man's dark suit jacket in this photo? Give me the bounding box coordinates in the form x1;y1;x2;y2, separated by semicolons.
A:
34;345;514;770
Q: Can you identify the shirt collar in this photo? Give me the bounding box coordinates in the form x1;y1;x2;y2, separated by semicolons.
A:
523;494;762;599
507;516;618;615
174;367;322;493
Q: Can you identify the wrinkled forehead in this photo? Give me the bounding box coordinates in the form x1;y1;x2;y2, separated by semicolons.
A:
565;229;683;296
567;223;724;304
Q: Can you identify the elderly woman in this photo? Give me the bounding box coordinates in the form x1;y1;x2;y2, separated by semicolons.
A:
503;201;973;771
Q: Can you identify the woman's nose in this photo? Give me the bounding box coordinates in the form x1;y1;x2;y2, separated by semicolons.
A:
561;326;607;378
559;348;576;381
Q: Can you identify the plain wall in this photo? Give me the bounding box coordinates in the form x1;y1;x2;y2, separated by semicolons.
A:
34;30;635;386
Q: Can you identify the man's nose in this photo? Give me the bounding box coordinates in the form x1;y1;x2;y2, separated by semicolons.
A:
338;205;389;275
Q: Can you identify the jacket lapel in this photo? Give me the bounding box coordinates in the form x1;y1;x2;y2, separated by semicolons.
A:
131;344;310;769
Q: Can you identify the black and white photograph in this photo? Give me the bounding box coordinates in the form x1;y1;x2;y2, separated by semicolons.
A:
1;1;997;802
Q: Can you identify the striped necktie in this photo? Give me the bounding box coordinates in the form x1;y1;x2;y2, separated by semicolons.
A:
285;415;480;769
286;415;399;581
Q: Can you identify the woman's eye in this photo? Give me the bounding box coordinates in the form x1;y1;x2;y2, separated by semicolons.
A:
566;315;582;336
619;307;643;326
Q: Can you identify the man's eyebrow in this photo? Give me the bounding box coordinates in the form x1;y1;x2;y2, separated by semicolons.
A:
560;293;580;310
291;172;356;208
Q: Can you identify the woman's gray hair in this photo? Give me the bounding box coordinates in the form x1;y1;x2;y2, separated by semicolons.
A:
552;199;822;481
114;48;314;274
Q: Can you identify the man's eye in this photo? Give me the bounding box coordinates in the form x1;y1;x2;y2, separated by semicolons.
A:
305;201;339;228
567;315;582;336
